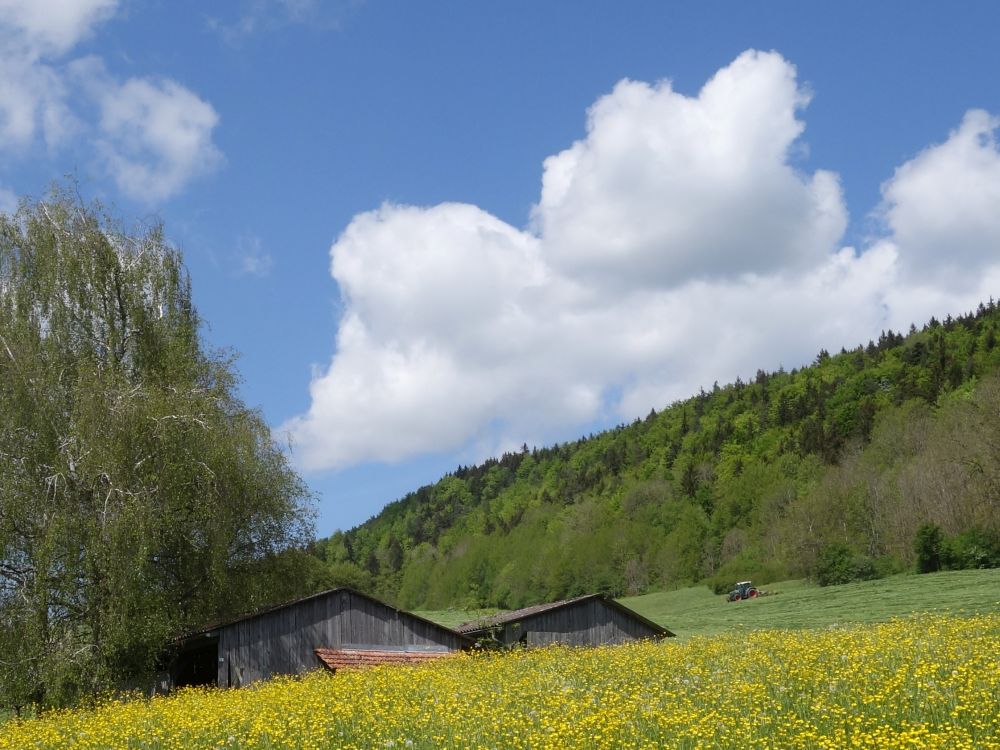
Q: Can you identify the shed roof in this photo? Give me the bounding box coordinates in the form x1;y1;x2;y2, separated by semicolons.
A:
176;586;470;646
455;593;674;637
315;648;454;672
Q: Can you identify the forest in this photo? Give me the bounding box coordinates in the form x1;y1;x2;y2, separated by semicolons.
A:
311;303;1000;610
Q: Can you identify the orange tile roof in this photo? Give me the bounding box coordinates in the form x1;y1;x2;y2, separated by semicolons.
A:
314;648;453;672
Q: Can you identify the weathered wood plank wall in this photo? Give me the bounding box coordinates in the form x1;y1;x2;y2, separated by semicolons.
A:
496;599;663;647
215;590;467;687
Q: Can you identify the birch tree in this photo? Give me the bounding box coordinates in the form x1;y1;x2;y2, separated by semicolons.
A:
0;188;313;708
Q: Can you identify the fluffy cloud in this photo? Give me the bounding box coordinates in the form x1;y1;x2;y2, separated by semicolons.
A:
284;50;1000;473
879;109;1000;288
0;0;118;57
0;55;72;148
93;75;222;203
284;203;566;469
535;51;846;290
0;0;221;203
0;0;115;149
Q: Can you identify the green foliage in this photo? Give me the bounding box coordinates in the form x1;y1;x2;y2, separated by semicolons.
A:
942;528;1000;570
704;549;787;595
814;543;878;587
914;523;944;573
313;298;1000;611
0;188;313;709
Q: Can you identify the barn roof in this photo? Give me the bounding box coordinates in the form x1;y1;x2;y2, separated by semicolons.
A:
455;593;674;637
176;586;471;646
315;647;454;672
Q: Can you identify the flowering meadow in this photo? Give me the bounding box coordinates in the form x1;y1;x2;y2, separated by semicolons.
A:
3;614;998;750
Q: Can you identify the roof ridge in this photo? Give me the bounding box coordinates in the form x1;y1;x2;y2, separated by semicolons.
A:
176;586;471;644
455;593;673;637
455;593;605;632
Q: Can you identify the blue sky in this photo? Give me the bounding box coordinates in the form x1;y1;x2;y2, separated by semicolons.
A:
4;2;1000;536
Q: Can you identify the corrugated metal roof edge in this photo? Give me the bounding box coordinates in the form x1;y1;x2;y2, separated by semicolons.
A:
456;593;675;638
174;587;473;646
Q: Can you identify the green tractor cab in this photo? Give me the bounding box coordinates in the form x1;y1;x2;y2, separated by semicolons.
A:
727;580;759;602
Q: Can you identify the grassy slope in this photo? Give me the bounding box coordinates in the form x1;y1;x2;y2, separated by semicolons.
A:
419;569;1000;638
416;607;499;630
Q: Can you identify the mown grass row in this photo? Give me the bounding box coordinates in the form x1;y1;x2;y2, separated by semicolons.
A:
420;569;1000;637
619;568;1000;639
3;613;999;749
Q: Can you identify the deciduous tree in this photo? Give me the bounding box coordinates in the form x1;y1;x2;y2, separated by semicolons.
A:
0;188;313;708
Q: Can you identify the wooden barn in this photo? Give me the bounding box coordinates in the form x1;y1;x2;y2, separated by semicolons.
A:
455;593;674;647
164;587;470;690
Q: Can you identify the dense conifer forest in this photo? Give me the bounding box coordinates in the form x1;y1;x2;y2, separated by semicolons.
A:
310;302;1000;610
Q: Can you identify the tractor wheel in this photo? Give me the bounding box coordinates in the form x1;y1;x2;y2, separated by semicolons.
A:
748;588;759;598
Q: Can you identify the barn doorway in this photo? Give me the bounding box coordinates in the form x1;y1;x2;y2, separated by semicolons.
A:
173;637;219;688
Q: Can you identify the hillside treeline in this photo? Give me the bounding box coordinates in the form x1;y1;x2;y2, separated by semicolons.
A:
313;303;1000;610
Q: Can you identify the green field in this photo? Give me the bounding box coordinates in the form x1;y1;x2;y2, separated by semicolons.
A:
419;568;1000;638
416;606;499;630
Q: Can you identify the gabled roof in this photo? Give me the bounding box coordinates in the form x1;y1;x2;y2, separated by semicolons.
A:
315;647;454;672
176;586;471;646
456;593;674;637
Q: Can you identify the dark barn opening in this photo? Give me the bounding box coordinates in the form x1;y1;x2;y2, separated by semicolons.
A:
172;637;219;688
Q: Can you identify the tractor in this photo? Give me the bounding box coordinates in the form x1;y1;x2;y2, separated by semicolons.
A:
727;580;759;602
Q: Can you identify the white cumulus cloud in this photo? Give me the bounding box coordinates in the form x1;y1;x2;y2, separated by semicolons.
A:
284;203;569;469
878;109;1000;288
93;75;223;203
284;50;1000;474
0;54;73;148
0;0;115;150
0;0;222;204
535;50;846;290
0;0;118;57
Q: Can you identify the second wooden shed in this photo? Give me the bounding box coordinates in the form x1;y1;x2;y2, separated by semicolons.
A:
455;593;674;647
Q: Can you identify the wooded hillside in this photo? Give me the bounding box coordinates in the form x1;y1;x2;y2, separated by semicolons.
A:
312;302;1000;610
